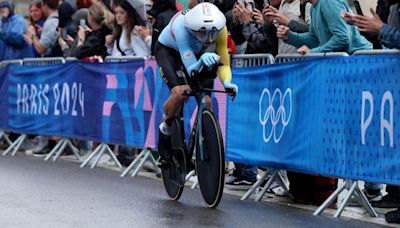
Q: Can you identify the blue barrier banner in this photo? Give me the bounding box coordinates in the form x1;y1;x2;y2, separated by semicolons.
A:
0;61;159;147
226;55;400;185
0;60;228;149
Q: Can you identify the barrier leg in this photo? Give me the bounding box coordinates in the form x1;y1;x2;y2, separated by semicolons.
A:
120;151;144;177
334;180;358;218
105;144;122;169
313;181;346;216
255;169;279;201
3;134;26;156
276;170;290;192
191;178;199;189
148;151;161;175
131;150;151;177
51;139;69;162
90;144;107;169
185;170;196;182
354;187;378;217
80;144;103;168
66;139;81;160
44;139;65;161
130;149;161;177
0;131;12;146
11;134;27;156
241;171;269;200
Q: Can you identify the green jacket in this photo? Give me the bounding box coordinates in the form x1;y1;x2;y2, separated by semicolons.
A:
286;0;372;54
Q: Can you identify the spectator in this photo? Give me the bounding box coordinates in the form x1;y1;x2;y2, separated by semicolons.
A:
66;3;111;59
58;2;77;39
27;0;61;57
90;0;115;26
106;0;150;57
0;0;33;60
147;0;177;55
263;0;311;54
24;0;46;57
277;0;372;54
229;0;280;55
59;8;89;57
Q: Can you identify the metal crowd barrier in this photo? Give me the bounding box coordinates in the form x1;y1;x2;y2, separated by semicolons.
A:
233;54;290;202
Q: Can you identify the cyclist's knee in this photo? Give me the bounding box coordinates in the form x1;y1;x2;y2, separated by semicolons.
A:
171;85;190;103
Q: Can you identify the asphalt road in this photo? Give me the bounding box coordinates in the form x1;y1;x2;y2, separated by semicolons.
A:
0;155;386;228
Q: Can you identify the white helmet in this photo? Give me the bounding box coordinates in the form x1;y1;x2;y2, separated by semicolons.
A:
184;3;226;43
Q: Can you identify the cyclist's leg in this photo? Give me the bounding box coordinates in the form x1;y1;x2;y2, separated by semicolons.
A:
155;42;190;161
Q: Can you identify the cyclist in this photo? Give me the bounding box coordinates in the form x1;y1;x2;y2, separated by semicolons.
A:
155;2;238;166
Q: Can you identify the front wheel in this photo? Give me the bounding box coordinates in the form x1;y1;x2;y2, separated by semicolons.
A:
195;109;225;208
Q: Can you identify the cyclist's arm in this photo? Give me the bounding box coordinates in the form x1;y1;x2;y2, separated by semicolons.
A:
174;27;202;75
215;27;232;83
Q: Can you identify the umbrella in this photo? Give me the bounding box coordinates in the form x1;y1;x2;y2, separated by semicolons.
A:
126;0;152;21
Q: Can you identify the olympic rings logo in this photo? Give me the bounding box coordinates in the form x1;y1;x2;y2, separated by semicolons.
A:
259;88;292;143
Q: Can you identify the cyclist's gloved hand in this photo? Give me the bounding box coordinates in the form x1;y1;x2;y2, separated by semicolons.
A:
223;81;238;96
200;53;220;68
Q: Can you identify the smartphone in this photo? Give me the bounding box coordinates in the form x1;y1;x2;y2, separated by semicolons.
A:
248;1;255;10
353;0;363;16
79;19;86;27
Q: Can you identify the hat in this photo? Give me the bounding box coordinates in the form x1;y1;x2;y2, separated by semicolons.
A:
0;0;12;9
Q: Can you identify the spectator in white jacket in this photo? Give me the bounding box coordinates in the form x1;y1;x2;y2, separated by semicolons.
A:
106;0;150;57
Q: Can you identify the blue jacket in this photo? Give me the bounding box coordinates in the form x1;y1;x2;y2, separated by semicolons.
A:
286;0;372;54
0;14;33;60
379;6;400;49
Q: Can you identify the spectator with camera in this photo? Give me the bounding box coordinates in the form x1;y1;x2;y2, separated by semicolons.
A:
263;0;311;54
277;0;372;54
65;3;111;59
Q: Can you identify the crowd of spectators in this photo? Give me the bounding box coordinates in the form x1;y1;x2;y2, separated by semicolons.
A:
0;0;400;224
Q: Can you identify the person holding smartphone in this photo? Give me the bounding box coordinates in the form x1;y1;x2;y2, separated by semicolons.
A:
263;0;311;54
230;0;279;54
276;0;372;55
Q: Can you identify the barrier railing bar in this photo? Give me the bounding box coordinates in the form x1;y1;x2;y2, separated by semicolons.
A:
275;52;349;63
353;49;400;55
104;56;147;63
23;57;65;66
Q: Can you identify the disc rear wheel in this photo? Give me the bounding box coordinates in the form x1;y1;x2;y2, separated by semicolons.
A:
161;119;186;200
